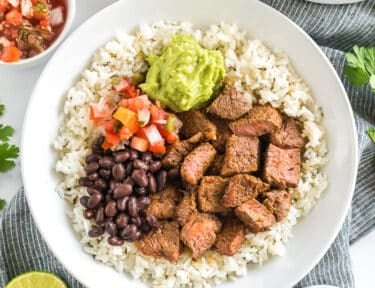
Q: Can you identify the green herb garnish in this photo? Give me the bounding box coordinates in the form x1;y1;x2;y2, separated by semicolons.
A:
0;198;6;211
0;124;14;142
111;75;121;85
344;46;375;92
366;128;375;143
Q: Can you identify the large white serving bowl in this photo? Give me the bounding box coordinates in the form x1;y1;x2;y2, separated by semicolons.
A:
21;0;358;287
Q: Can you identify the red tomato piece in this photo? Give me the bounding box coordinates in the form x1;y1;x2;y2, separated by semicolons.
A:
130;136;149;152
149;143;166;154
5;9;23;25
112;77;131;92
157;124;179;145
0;46;20;62
150;104;169;124
103;131;120;148
123;95;151;112
0;0;8;12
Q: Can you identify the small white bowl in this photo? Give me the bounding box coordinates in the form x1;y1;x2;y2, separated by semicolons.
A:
0;0;76;69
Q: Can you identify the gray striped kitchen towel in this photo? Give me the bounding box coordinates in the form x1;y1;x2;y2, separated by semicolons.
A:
1;1;374;287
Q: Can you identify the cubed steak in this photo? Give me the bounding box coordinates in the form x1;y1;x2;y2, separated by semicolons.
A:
223;174;270;208
146;185;180;220
198;176;229;213
207;154;224;176
207;86;252;120
215;218;245;256
263;190;291;221
235;199;276;233
136;221;181;263
263;144;301;188
176;190;197;226
162;133;203;168
229;105;283;137
181;213;222;259
178;110;217;141
269;117;305;149
208;116;232;153
181;143;217;185
221;135;259;176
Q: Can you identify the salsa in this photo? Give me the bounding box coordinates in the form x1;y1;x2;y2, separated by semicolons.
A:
0;0;66;62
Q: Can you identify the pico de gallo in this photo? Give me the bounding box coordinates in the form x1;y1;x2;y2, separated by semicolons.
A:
0;0;66;62
90;77;182;154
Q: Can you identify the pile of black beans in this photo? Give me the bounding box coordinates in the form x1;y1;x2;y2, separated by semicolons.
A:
78;136;178;246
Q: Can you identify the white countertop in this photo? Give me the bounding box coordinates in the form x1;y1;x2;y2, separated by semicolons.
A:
0;1;373;287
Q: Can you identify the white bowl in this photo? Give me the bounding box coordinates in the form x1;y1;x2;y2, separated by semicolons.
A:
0;0;76;69
21;0;358;287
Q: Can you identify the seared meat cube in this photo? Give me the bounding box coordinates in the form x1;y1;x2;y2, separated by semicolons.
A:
181;213;222;259
207;154;224;176
269;117;305;149
230;105;282;137
223;174;270;208
215;218;245;256
179;110;217;140
207;86;252;120
235;199;276;233
221;135;259;176
176;190;197;226
198;176;229;213
162;133;203;168
263;190;291;221
136;221;181;263
146;185;180;220
208;116;232;153
181;143;217;185
263;144;301;188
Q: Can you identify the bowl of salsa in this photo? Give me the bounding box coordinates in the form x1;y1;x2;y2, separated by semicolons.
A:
0;0;75;67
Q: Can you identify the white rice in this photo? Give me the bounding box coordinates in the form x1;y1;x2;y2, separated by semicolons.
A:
54;21;328;288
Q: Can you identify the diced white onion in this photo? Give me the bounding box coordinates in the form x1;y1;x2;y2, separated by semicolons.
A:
21;0;33;17
8;0;20;8
49;6;64;27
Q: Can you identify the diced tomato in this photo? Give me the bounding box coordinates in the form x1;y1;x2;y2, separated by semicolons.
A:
102;131;120;149
120;95;151;112
0;0;8;12
149;142;166;154
89;99;113;126
113;77;131;92
141;124;165;146
150;104;169;124
130;136;149;152
112;107;139;134
156;124;179;144
0;45;20;62
104;119;116;133
5;8;22;25
118;126;132;140
39;18;49;29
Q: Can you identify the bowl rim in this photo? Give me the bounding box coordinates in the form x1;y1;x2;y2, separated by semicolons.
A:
21;0;359;287
0;0;76;66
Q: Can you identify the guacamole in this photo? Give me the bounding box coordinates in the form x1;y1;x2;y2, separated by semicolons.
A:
140;35;225;112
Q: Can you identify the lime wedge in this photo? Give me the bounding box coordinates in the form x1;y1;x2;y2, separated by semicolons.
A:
6;271;67;288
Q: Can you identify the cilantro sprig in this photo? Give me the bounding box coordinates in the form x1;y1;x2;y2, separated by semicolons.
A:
344;46;375;92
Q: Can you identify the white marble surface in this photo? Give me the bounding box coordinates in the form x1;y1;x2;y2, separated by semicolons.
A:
0;1;373;287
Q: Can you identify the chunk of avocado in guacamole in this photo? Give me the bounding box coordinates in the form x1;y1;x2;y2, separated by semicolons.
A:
140;34;225;112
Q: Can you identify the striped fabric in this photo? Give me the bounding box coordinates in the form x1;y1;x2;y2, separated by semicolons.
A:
0;1;374;287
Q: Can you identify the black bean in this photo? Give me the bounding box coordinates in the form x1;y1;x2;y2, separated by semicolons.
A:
130;216;142;227
128;231;142;242
87;194;103;209
128;197;139;217
116;196;129;212
135;186;147;196
109;179;120;191
87;187;101;196
149;161;162;173
83;209;94;219
88;226;104;238
86;153;101;164
96;136;105;146
140;223;151;233
79;196;90;208
94;178;108;191
92;144;104;155
79;177;93;187
148;174;157;194
113;184;133;199
146;214;159;228
99;169;111;180
115;213;129;228
120;224;137;240
123;176;134;186
156;170;167;192
85;162;99;174
114;151;130;163
88;172;99;181
125;162;133;175
132;169;148;187
105;200;117;217
141;152;152;163
105;194;112;202
99;156;113;169
152;153;164;160
112;163;126;181
105;221;118;237
108;236;124;246
167;168;180;180
133;159;149;171
95;206;105;224
129;149;139;160
138;196;151;210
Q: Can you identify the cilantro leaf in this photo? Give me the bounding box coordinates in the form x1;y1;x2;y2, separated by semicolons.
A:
0;104;4;116
0;124;15;142
0;143;20;172
344;46;375;92
367;128;375;143
0;199;6;211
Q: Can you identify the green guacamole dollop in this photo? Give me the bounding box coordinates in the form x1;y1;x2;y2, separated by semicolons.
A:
140;34;225;112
